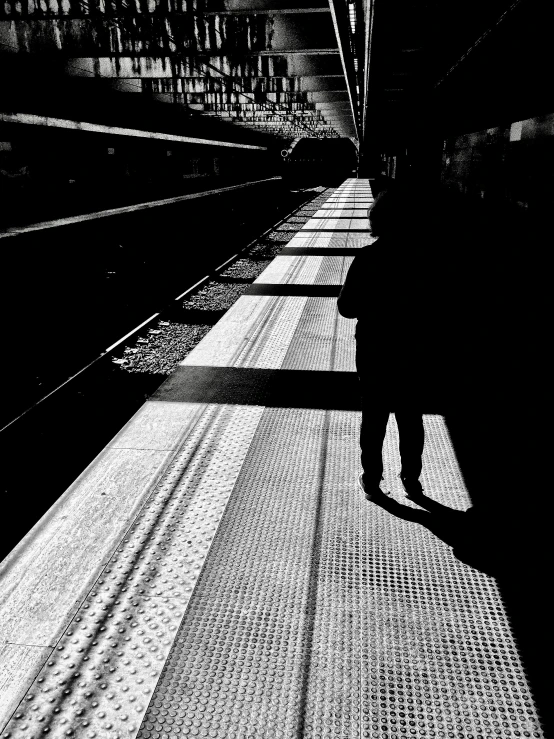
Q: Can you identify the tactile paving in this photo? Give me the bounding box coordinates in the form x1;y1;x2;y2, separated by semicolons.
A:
2;180;545;739
255;255;324;285
286;233;352;249
1;402;267;738
136;405;332;739
233;295;309;370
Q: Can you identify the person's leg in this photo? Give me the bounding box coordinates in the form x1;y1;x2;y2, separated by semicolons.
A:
356;346;390;498
359;392;390;489
395;408;424;493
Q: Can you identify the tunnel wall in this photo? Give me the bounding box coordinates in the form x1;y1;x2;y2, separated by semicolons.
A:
0;121;280;229
438;113;553;380
441;111;554;216
371;109;554;209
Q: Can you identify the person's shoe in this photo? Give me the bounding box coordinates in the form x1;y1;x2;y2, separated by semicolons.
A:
358;473;389;502
400;474;424;499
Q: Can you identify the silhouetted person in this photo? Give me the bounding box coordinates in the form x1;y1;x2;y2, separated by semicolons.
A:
369;174;392;198
337;181;467;502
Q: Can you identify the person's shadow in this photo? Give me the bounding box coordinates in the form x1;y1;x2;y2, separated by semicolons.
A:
370;488;518;577
370;458;552;738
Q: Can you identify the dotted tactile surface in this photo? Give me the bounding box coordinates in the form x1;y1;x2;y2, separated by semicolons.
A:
3;180;545;739
362;415;541;739
135;406;544;739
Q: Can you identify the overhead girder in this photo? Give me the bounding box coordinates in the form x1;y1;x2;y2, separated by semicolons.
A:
234;127;341;133
179;101;318;109
327;0;363;140
142;72;345;82
192;101;353;119
189;108;346;122
0;0;331;17
133;90;348;104
160;98;351;120
141;76;347;93
63;53;344;78
201;105;322;113
315;104;347;108
0;13;337;54
232;119;338;127
218;108;332;115
232;121;337;128
215;116;328;123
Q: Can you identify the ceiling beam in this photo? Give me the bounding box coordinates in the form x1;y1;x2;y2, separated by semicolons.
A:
0;14;338;55
327;0;361;140
0;0;331;14
64;55;344;79
137;77;347;93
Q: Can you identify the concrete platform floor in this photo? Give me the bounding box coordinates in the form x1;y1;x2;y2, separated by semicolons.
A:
0;179;545;739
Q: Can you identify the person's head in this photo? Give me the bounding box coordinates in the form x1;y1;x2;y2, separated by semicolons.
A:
368;184;418;238
371;174;392;197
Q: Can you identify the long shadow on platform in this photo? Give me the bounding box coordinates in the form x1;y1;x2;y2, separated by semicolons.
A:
244;284;341;297
372;393;551;736
152;366;362;409
371;493;503;576
438;202;550;734
445;400;551;737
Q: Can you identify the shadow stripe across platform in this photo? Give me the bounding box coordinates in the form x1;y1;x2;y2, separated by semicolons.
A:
0;180;545;739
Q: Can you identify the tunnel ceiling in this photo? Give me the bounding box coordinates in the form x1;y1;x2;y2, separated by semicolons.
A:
362;0;549;147
0;0;545;148
0;0;363;143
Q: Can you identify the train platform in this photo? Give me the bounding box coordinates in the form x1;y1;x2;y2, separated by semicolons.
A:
0;179;545;739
